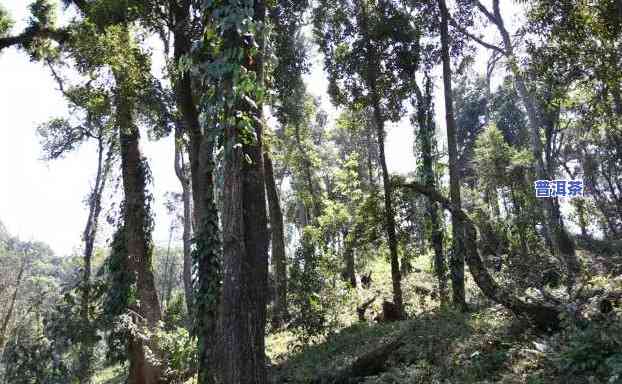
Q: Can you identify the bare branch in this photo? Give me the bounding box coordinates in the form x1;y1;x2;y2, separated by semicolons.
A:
46;60;68;95
474;0;498;24
449;17;507;55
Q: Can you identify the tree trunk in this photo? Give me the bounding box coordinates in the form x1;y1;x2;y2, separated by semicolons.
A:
364;123;377;190
357;1;403;317
115;66;162;384
575;198;588;238
413;77;448;305
401;181;561;332
439;0;467;311
171;3;221;381
293;123;322;220
264;152;289;327
163;223;175;308
173;129;194;318
0;257;26;353
343;229;357;288
221;89;270;383
372;101;404;317
220;1;270;382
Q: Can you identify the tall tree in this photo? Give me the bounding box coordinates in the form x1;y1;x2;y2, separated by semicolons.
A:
438;0;467;311
136;1;223;380
314;0;419;317
266;1;312;325
172;131;194;318
264;150;288;327
65;2;167;380
198;0;271;381
38;81;116;382
113;31;163;384
412;74;448;305
0;2;166;381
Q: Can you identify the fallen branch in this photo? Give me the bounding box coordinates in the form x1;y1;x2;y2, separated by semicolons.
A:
312;338;404;384
356;294;378;322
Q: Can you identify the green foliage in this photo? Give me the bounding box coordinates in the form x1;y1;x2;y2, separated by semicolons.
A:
287;232;328;344
473;124;512;189
29;0;58;29
491;78;529;147
272;308;521;384
152;324;196;383
313;0;420;119
194;0;267;150
162;292;187;331
0;233;80;383
37;118;87;159
268;0;309;127
22;0;61;60
98;225;135;363
0;5;14;37
87;0;147;27
190;208;222;384
1;321;72;384
557;318;622;380
549;277;622;383
191;210;222;319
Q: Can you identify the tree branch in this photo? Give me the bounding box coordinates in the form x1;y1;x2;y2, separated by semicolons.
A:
0;26;69;51
474;0;498;24
449;17;507;55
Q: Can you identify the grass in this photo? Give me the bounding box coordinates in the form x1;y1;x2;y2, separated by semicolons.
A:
269;305;547;384
93;364;126;384
266;252;554;384
94;247;620;384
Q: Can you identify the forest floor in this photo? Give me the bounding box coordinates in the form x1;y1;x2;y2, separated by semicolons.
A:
93;246;622;384
266;255;548;384
269;306;558;384
267;247;622;384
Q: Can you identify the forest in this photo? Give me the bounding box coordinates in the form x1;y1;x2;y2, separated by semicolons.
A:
0;0;621;383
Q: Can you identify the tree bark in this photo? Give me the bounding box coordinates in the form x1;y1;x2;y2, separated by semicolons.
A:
343;230;357;288
264;152;289;327
372;102;404;318
439;0;467;311
220;1;270;382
